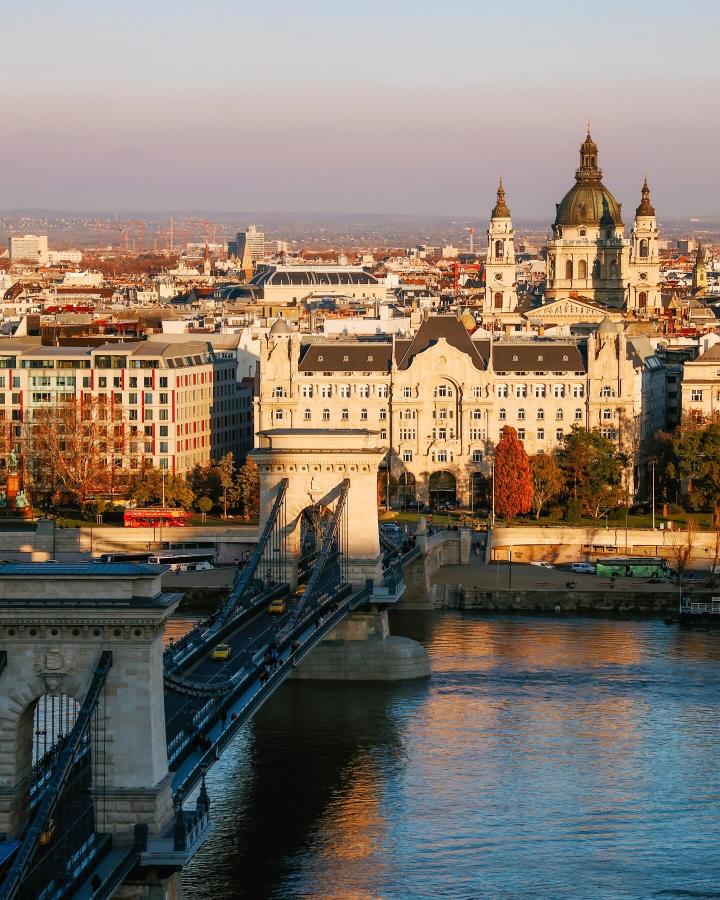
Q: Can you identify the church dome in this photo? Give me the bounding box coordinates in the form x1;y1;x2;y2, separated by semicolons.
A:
269;317;291;335
554;131;623;229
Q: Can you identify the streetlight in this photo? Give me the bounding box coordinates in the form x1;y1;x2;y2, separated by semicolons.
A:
490;455;496;528
651;458;656;531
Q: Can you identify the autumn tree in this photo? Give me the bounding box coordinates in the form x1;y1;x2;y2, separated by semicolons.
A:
238;457;260;521
668;519;697;580
529;452;565;519
493;426;533;518
131;466;195;510
557;427;625;519
215;452;241;519
28;396;127;508
671;420;720;527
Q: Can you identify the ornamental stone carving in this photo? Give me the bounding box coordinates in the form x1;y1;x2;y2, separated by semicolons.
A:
34;647;76;693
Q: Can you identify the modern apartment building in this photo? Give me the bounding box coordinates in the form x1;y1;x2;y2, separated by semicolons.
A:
8;235;49;266
0;338;250;490
256;315;666;505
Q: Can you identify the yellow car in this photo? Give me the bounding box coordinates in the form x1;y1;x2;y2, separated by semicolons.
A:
268;598;287;615
210;643;231;662
39;820;56;847
292;584;307;598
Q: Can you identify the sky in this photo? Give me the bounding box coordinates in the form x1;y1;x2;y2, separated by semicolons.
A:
0;0;718;218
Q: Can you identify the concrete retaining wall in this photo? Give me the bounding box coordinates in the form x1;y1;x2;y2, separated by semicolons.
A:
446;584;679;616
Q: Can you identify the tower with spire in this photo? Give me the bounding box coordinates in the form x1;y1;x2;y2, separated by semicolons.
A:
628;177;661;312
692;244;708;297
483;178;517;314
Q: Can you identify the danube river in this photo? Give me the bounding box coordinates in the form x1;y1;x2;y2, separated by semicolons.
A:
181;613;720;899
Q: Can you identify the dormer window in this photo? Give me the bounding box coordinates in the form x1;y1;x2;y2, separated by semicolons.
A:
537;355;543;361
512;355;518;362
317;355;324;362
343;355;349;362
367;355;373;362
562;355;569;361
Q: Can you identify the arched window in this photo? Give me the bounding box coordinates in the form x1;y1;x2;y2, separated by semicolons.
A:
341;408;349;420
274;408;284;422
579;228;587;237
578;259;587;279
565;259;573;280
273;386;284;398
610;258;618;274
494;292;503;308
639;238;649;258
360;408;368;420
472;409;482;420
517;408;525;420
638;291;648;308
303;408;311;421
499;408;506;420
537;408;544;420
495;240;503;259
322;408;330;421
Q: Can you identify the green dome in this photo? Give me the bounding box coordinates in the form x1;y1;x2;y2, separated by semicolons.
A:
553;131;623;229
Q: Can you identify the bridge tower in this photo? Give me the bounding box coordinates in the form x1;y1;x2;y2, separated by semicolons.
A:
253;429;385;590
0;564;178;851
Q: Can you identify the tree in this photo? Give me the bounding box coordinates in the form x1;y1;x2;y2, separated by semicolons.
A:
131;467;195;510
557;427;625;519
672;420;720;527
668;519;697;580
493;426;533;518
529;452;565;519
28;396;128;508
197;495;213;522
215;452;240;519
238;457;259;521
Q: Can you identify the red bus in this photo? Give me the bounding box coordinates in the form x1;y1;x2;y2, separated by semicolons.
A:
123;508;189;528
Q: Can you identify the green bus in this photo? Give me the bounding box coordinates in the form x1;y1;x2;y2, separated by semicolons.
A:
596;557;670;578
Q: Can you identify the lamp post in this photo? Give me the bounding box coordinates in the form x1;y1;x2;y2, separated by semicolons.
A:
508;548;512;589
491;456;496;528
651;458;656;531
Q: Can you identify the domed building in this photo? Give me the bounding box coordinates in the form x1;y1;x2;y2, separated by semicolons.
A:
544;130;660;313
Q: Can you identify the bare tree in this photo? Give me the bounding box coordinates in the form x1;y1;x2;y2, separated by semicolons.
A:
668;519;697;580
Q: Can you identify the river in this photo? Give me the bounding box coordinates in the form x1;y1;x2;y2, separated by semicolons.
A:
179;612;720;899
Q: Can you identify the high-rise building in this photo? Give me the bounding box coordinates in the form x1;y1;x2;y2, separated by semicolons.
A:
8;235;49;266
234;224;265;270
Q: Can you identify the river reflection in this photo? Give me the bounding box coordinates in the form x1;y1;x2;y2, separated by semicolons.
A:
181;614;720;899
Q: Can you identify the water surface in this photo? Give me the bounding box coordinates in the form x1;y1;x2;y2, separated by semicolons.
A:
182;613;720;899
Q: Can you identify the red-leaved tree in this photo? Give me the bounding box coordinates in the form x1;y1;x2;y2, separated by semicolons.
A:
494;425;534;518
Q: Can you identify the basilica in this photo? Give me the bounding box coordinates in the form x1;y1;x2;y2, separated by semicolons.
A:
483;129;661;319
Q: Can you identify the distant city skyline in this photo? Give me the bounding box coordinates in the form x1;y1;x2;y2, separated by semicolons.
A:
1;0;718;216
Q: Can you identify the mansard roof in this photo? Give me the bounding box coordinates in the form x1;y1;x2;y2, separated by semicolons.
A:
489;342;586;373
298;342;394;372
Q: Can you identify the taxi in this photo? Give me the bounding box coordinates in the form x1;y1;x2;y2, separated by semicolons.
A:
268;598;287;615
210;643;231;662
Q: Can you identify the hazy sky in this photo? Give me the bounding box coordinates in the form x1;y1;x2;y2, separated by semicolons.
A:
1;0;718;217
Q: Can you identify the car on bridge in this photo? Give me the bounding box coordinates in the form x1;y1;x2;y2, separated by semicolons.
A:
571;562;596;575
268;598;288;615
210;643;231;661
293;584;307;598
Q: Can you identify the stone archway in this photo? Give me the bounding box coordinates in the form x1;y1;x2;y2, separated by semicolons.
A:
428;470;457;507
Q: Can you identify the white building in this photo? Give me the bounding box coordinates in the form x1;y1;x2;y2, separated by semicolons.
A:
9;235;49;267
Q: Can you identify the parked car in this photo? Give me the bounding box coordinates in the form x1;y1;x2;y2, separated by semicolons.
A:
571;562;596;575
531;561;555;569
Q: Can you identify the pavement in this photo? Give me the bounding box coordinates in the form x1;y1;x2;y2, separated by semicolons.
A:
433;555;707;594
161;565;237;590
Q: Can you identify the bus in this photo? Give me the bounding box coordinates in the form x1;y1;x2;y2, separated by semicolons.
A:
148;550;216;572
98;552;153;564
124;508;189;528
595;557;670;578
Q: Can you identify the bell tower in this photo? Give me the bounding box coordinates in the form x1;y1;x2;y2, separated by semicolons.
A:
483;179;517;314
628;178;661;313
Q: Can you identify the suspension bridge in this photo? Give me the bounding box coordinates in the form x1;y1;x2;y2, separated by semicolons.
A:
0;430;428;899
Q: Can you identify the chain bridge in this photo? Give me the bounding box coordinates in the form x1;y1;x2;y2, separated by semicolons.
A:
0;430;437;899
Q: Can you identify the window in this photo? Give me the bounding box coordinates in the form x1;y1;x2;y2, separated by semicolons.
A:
98;377;107;389
578;259;587;279
499;408;506;420
517;428;525;440
515;384;527;398
274;386;284;398
400;428;416;440
517;408;525;420
438;427;447;440
537;408;544;420
274;409;284;422
534;384;546;398
537;428;545;440
639;238;649;258
601;385;614;398
402;450;413;462
159;393;168;405
565;259;573;280
553;385;565;398
638;291;648;309
495;239;503;258
378;385;388;398
302;385;313;398
339;385;350;398
379;408;387;420
304;408;311;421
402;386;412;398
494;292;503;309
438;408;447;420
320;385;331;399
555;409;564;421
602;408;613;420
144;392;153;404
575;408;583;420
144;377;152;388
436;450;448;463
572;384;584;398
128;393;137;405
342;408;349;421
497;384;508;398
380;428;387;440
322;409;330;421
434;384;452;398
159;409;168;421
159;426;168;437
159;376;168;388
691;389;703;403
129;376;137;388
159;441;168;453
472;409;482;420
555;429;563;441
472;450;483;463
470;428;485;440
402;409;415;420
472;386;482;398
601;427;617;440
358;385;370;398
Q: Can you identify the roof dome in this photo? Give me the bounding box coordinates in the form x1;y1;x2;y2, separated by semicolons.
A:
269;317;291;335
554;131;623;229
